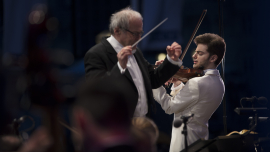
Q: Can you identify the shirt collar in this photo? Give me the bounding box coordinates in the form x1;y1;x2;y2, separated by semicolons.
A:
106;35;137;54
203;69;220;76
203;69;216;74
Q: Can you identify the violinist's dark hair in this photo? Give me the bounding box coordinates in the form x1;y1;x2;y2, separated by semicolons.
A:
194;33;226;66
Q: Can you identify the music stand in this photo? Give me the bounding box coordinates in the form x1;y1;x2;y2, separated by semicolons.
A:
180;139;216;152
180;135;256;152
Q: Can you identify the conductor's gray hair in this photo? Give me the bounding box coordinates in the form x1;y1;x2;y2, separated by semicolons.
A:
109;7;143;35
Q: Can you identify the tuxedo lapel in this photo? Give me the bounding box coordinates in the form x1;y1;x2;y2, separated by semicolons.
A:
101;38;133;82
133;51;151;91
101;38;118;64
133;51;147;78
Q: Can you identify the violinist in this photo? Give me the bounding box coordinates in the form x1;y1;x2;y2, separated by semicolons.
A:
153;33;226;152
84;7;182;118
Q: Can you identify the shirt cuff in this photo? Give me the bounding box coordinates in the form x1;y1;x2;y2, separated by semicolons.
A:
117;62;126;74
167;54;183;67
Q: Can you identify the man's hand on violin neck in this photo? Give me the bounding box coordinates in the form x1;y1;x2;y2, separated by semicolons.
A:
117;46;132;69
166;42;182;61
172;78;182;87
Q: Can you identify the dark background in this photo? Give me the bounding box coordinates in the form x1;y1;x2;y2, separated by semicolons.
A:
0;0;269;151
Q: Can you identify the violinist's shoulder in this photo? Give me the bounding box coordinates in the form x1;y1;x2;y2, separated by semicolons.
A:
189;76;207;86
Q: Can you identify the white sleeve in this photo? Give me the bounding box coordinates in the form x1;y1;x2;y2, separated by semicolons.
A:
153;79;199;114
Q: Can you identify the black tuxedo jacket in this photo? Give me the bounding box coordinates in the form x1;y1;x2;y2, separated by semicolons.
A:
84;37;179;116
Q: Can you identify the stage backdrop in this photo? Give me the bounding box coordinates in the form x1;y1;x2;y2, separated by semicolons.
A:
132;0;184;51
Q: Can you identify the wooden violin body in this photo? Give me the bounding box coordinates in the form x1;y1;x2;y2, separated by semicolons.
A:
172;67;203;83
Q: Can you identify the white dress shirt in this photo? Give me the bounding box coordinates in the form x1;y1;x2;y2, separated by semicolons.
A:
107;35;182;117
153;69;225;152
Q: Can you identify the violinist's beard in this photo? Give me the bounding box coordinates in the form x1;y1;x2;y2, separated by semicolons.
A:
198;66;204;70
193;65;204;70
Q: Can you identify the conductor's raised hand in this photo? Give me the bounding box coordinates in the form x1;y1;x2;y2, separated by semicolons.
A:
166;42;182;61
117;46;133;69
155;60;164;66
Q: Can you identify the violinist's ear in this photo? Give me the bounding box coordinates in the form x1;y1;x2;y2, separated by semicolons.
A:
209;54;218;63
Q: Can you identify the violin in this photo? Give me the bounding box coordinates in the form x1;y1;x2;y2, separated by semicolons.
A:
172;67;203;83
153;64;203;83
167;9;207;83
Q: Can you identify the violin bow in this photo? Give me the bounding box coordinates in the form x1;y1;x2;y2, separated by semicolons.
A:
180;9;207;61
132;18;168;47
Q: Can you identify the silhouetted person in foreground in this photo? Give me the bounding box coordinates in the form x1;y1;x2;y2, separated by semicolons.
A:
72;77;152;152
